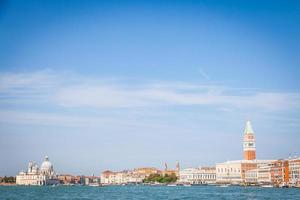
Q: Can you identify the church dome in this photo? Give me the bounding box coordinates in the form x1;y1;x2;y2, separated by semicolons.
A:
40;156;53;172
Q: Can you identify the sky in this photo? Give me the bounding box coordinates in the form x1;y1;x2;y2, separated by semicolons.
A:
0;0;300;176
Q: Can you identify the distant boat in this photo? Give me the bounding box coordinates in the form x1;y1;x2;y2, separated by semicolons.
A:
183;184;191;187
150;182;162;186
219;184;229;187
279;183;288;188
89;183;100;187
167;184;177;187
261;185;273;188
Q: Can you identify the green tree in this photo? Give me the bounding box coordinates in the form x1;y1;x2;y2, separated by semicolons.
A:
143;173;177;184
2;176;16;183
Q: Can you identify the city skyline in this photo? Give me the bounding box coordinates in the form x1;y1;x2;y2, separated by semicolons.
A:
0;0;300;176
12;120;300;187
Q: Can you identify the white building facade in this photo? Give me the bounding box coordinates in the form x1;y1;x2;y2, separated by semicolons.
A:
257;162;272;184
179;167;216;184
101;171;126;185
245;168;258;184
16;156;59;186
216;160;274;184
289;158;300;187
216;160;247;184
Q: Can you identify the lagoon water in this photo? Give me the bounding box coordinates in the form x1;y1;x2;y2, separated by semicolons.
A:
0;185;299;200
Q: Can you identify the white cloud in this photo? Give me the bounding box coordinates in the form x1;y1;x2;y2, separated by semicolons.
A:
0;70;299;112
0;110;126;127
54;82;300;112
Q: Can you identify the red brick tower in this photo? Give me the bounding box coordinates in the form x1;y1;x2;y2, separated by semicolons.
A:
243;121;256;160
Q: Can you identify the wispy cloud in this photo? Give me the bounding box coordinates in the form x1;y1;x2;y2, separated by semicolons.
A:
198;68;211;80
0;110;168;129
0;70;299;112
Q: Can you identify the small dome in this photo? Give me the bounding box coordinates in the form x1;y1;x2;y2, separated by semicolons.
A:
40;156;53;172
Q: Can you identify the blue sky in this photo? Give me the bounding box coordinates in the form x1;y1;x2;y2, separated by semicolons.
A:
0;0;300;176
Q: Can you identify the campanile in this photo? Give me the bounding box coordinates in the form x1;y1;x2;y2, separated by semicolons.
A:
243;121;256;160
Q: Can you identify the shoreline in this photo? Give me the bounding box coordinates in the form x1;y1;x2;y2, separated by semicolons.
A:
1;184;299;189
0;183;16;186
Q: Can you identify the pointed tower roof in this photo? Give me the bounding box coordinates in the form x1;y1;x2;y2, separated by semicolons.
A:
244;121;254;134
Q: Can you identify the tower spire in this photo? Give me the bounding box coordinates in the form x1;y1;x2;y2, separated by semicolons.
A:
164;162;168;171
244;120;254;134
176;161;180;171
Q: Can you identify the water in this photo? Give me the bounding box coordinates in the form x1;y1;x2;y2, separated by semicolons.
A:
0;185;299;200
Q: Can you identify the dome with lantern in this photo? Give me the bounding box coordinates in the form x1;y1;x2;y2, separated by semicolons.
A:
40;156;54;175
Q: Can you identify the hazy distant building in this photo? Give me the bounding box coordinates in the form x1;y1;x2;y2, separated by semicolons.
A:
216;160;257;184
245;161;274;185
245;168;258;184
82;175;100;186
100;167;161;185
16;156;59;186
162;162;180;177
100;171;126;185
179;167;216;184
256;162;272;184
271;159;289;186
289;157;300;187
57;174;76;185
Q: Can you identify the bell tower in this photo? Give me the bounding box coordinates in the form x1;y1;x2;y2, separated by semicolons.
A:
243;121;256;160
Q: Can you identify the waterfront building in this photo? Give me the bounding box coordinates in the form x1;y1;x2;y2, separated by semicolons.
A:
216;160;257;184
123;171;144;183
244;159;300;186
244;161;275;185
130;167;161;183
16;156;59;186
249;158;300;187
74;176;83;184
245;168;258;184
83;175;100;186
288;157;300;187
133;167;161;177
84;177;90;185
179;167;216;184
100;167;161;185
216;121;274;184
57;175;85;185
257;162;273;184
57;174;76;185
271;159;289;186
100;171;127;185
216;159;277;184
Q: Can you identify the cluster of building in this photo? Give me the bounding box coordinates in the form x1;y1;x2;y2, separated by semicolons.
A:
178;167;216;184
57;174;100;186
178;121;300;187
100;163;179;185
15;121;300;187
16;156;60;186
15;156;101;186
